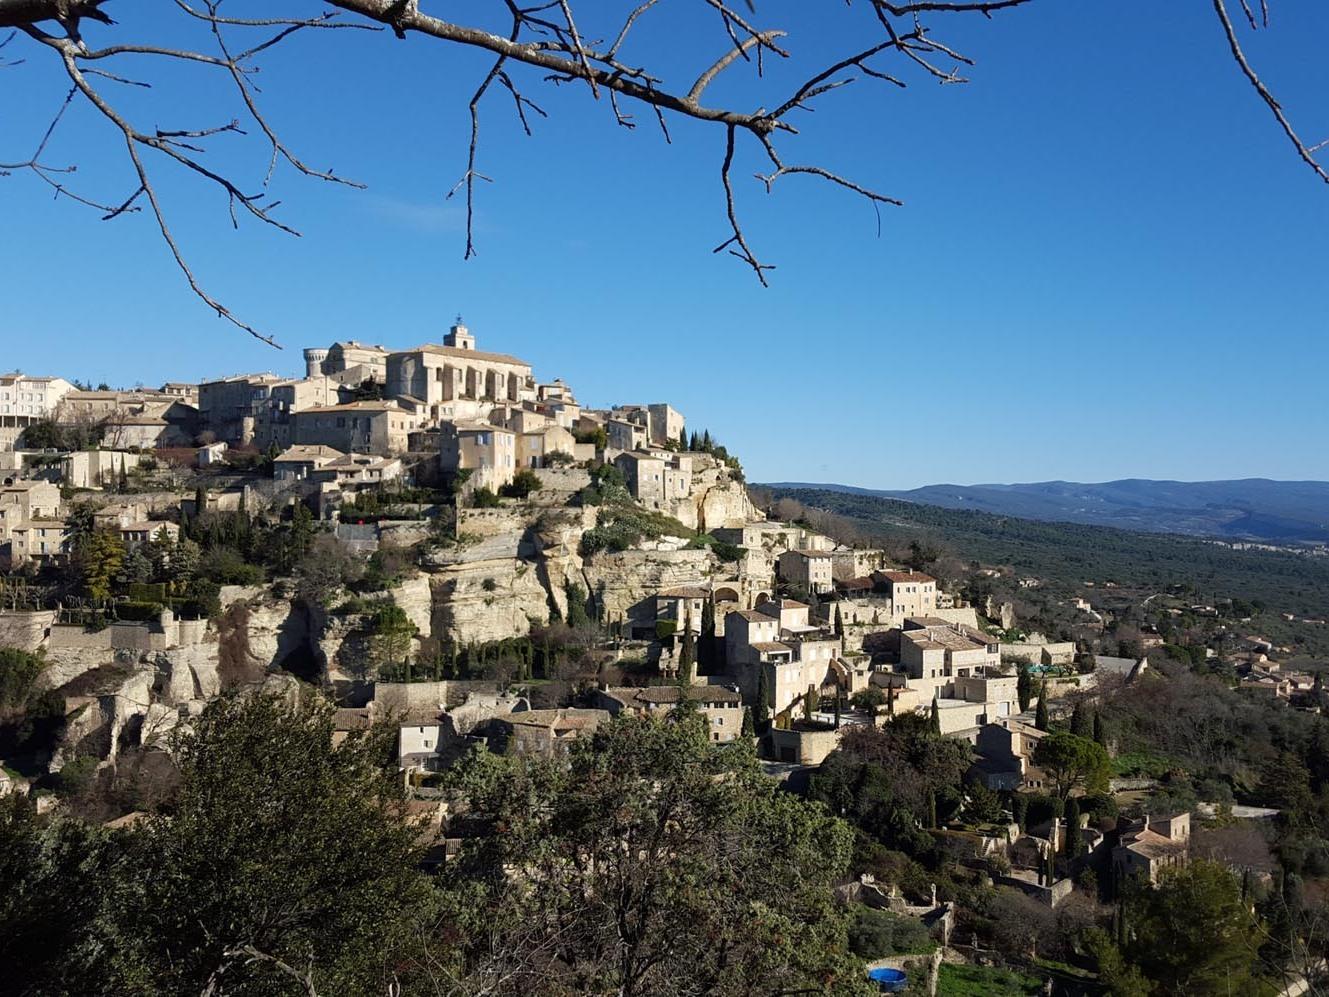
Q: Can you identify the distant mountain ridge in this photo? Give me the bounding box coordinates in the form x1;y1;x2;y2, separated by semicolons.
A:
759;478;1329;543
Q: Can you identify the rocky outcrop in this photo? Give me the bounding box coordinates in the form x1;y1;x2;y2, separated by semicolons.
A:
152;642;221;706
583;548;716;625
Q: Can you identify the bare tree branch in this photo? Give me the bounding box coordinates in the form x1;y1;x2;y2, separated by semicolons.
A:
0;0;1323;348
1212;0;1329;184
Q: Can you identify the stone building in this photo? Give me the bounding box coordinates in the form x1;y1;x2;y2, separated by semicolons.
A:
0;373;74;425
1113;813;1190;883
778;548;835;594
385;323;535;425
439;421;517;491
874;570;938;619
273;444;345;482
307;341;391;383
594;685;743;743
900;617;1001;685
483;708;607;757
613;450;693;510
292;400;418;454
252;377;344;449
197;373;284;444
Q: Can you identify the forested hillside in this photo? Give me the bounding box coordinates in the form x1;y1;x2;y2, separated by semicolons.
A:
763;487;1329;619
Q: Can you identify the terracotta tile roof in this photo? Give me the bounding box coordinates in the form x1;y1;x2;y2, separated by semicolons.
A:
878;570;935;584
607;685;741;706
730;610;778;624
413;343;531;367
298;401;406;414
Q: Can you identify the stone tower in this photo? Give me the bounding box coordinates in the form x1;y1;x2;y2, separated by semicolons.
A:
303;347;329;379
444;316;476;351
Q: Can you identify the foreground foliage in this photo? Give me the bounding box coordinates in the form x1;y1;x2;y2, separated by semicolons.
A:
1;697;868;996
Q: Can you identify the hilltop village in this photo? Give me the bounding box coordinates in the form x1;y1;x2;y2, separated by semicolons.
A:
2;324;1325;994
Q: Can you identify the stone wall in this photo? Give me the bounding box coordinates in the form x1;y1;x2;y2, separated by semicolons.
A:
0;609;55;652
534;467;591;493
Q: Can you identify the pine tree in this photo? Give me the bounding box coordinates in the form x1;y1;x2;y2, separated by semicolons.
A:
930;693;942;737
753;670;770;734
1035;681;1049;731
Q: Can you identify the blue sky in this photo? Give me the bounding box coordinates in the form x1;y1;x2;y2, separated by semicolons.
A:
2;2;1327;489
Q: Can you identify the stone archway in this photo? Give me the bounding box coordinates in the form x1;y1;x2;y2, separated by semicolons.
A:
714;586;740;605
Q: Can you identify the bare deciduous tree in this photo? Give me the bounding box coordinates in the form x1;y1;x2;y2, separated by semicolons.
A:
1;0;1324;345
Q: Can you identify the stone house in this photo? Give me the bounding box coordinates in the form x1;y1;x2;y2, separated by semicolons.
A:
1113;813;1190;883
483;708;607;757
830;547;887;581
0;372;75;425
101;401;198;449
292;400;418;454
118;520;179;549
654;586;709;634
971;718;1049;790
273;444;346;482
900;618;1001;686
7;519;68;565
725;600;853;718
197;373;283;443
874;570;938;619
606;417;648;452
439;421;517;491
778;549;835;594
613;450;693;510
312;453;403;488
595;685;743;743
252;376;344;449
516;424;578;470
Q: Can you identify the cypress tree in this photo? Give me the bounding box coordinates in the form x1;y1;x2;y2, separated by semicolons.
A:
741;706;754;738
930;693;942;737
753;669;770;734
1093;711;1107;747
802;684;816;722
926;790;937;829
834;604;844;639
678;614;696;686
1035;681;1049;731
699;598;715;668
1071;703;1092;738
833;690;842;729
1012;793;1028;832
1064;797;1082;858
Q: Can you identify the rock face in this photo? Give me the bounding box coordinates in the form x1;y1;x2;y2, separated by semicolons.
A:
152;643;221;706
583;549;715;626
